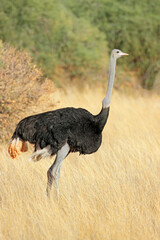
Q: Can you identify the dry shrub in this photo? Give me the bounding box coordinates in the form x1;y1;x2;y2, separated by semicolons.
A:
0;41;56;142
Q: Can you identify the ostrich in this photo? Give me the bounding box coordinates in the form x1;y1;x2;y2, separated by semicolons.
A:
8;49;128;196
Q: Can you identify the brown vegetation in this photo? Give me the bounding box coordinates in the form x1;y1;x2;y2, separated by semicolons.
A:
0;41;57;142
0;87;160;240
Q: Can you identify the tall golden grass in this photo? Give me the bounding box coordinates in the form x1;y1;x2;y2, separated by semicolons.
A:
0;87;160;240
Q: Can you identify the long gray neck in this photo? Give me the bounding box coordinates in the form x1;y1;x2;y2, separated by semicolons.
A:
102;55;116;108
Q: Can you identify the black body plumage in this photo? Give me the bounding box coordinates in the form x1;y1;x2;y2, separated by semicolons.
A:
12;107;110;156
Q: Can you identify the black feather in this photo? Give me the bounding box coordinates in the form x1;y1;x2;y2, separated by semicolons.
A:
12;107;110;156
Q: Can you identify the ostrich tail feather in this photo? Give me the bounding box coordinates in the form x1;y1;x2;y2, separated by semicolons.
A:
8;138;28;159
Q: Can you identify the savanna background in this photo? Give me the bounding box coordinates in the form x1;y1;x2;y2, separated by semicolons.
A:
0;0;160;239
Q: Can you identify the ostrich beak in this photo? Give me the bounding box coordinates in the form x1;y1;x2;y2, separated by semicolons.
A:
121;52;129;56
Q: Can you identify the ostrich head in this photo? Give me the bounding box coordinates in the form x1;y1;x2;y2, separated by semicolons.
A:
111;49;128;59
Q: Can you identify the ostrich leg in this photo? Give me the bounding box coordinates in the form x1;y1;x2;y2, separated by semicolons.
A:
46;143;70;197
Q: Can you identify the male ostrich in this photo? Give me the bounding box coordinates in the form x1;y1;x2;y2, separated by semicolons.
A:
8;49;128;196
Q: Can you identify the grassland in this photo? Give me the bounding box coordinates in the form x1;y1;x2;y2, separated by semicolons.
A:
0;87;160;240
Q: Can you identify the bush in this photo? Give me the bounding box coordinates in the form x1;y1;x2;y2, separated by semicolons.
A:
0;41;43;141
64;0;160;88
0;0;159;88
0;0;107;79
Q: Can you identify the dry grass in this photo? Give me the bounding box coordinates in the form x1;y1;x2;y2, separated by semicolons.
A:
0;86;160;240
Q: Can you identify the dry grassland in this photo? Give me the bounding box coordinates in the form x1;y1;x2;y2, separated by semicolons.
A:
0;86;160;240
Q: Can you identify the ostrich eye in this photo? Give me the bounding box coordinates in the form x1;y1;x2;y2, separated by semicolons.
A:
116;51;119;53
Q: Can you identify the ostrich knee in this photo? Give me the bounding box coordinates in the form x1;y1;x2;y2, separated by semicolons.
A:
46;143;70;197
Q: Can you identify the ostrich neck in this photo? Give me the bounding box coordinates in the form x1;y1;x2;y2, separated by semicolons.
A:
102;56;117;108
94;55;116;132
